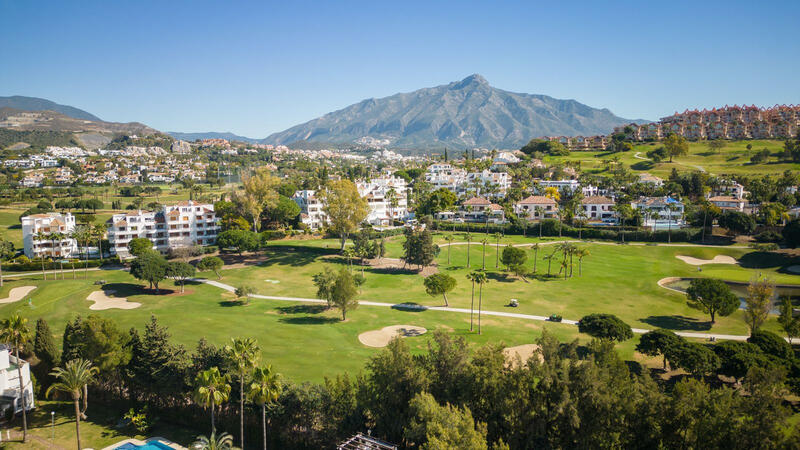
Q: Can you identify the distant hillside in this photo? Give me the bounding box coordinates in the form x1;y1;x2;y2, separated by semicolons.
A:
167;131;259;143
0;107;158;136
264;74;644;149
0;95;101;121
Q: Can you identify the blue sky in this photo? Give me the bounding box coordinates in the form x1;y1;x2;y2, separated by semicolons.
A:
2;0;799;138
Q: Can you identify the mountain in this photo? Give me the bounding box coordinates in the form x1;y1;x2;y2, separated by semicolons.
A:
0;107;158;135
263;74;643;149
167;131;259;143
0;95;101;121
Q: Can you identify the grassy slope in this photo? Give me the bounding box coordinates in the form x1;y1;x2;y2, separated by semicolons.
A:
545;139;796;177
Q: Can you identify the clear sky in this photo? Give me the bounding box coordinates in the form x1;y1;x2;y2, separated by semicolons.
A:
2;0;799;138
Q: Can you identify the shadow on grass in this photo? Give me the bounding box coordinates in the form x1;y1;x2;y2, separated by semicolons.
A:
738;251;800;270
486;272;515;283
101;282;176;296
278;316;339;325
218;300;249;307
276;304;327;314
391;302;427;313
640;315;712;331
631;161;654;170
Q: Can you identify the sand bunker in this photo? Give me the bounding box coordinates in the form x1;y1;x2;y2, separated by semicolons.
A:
675;255;737;266
0;286;37;304
358;325;427;348
264;279;281;284
503;344;543;367
87;290;141;310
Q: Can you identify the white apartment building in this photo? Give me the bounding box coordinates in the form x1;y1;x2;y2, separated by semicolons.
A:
107;201;218;257
424;164;510;197
708;196;746;212
581;196;616;221
293;190;328;230
0;344;35;417
357;175;410;226
21;212;79;259
537;179;580;192
513;196;558;220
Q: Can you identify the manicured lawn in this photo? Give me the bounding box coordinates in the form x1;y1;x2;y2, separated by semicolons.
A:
544;139;797;177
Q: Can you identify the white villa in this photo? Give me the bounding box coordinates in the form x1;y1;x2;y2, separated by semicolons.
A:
708;196;746;212
632;197;685;229
436;197;505;224
513;195;558;220
0;344;35;417
357;175;410;226
21;212;79;259
580;196;616;221
107;201;218;257
425;164;510;197
293;190;327;230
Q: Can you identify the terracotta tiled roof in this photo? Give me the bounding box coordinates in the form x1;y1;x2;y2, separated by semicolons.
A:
463;197;490;206
581;196;613;205
518;195;556;205
708;196;744;203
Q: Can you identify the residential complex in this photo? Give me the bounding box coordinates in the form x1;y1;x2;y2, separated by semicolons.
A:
0;344;35;417
632;197;685;228
435;197;505;224
424;164;510;197
107;201;219;257
513;196;558;220
616;105;800;141
21;212;79;259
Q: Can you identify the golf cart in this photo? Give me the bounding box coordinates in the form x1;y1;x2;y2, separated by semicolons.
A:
508;299;519;307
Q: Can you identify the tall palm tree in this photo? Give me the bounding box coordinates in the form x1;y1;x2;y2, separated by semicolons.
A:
535;206;545;238
193;432;235;450
480;237;489;270
225;338;260;449
544;249;558;276
0;315;31;442
248;365;281;450
576;209;588;240
47;232;65;279
194;367;231;434
466;271;478;331
71;225;93;278
666;204;679;243
35;231;48;280
576;248;590;276
531;243;540;274
493;232;501;268
650;211;661;232
444;235;454;265
463;232;472;267
473;271;488;334
46;359;97;450
93;223;106;262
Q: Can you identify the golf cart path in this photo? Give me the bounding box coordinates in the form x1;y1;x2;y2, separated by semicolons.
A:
633;151;707;173
197;279;755;342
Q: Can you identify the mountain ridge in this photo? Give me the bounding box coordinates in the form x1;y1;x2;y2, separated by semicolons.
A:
263;74;645;149
0;95;101;121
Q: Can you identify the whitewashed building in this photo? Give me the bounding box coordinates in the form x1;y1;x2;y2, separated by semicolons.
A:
293;190;328;230
107;201;218;257
514;196;558;220
21;212;79;258
424;164;510;197
632;197;685;228
357;175;410;226
0;344;35;417
580;196;616;221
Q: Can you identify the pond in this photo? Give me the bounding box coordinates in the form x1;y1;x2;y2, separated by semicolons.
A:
662;278;800;313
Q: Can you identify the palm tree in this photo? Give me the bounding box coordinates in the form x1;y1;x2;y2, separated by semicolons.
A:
480;237;489;270
0;315;32;442
248;366;281;450
576;209;588;240
93;223;106;262
46;359;97;450
666;204;679;243
493;232;501;268
463;232;472;267
192;432;235;450
531;243;540;274
72;225;93;278
472;271;488;334
47;232;65;279
35;231;48;280
556;209;566;238
650;211;661;232
544;249;558;276
193;367;231;434
225;338;260;449
342;248;355;270
576;248;590;276
444;235;455;265
466;271;478;331
535;206;545;238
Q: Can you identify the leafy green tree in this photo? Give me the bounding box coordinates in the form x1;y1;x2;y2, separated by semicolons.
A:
248;365;281;450
127;237;154;257
403;228;439;269
46;359;98;450
423;273;457;306
233;167;279;232
125;316;188;403
313;267;338;308
197;256;224;279
646;146;668;162
0;238;13;287
216;229;259;254
331;268;359;320
404;392;488;450
418;188;457;215
520;139;569;156
713;340;769;382
130;251;168;292
234;285;257;304
744;277;774;333
747;330;793;360
166;261;196;293
778;296;800;344
500;245;528;280
663;133;689;162
636;329;683;370
33;318;60;389
267;195;301;227
717;211;756;235
320;179;369;250
578;313;633;342
194;367;231;434
225;337;260;449
781;219;800;248
685;278;739;324
0;315;31;441
666;341;720;377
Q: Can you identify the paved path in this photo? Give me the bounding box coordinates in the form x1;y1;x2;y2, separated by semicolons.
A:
197;279;753;342
633;151;707;173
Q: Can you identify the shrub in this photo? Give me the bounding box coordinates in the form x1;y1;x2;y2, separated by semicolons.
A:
747;330;794;360
578;313;633;342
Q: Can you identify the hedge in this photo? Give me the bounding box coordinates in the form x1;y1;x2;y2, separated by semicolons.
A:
432;219;701;243
2;256;121;272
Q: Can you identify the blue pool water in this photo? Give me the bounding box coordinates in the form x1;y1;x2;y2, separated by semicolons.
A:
115;441;173;450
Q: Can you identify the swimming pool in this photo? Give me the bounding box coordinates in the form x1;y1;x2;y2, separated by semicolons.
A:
115;441;174;450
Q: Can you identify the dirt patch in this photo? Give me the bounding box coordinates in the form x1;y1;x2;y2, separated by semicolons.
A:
358;325;427;348
675;255;737;266
0;286;37;304
366;258;439;276
86;290;141;310
503;344;542;367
